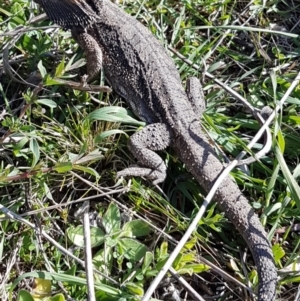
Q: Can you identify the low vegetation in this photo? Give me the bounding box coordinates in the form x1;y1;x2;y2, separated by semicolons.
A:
1;0;300;300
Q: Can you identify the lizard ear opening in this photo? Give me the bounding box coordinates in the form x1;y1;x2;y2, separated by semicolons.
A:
35;0;101;29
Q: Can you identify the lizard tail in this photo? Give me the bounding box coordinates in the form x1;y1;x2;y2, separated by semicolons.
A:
173;120;277;301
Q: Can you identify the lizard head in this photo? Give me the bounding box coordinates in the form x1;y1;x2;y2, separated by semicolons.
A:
34;0;102;29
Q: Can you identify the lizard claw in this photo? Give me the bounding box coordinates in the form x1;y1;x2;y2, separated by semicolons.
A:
80;74;89;87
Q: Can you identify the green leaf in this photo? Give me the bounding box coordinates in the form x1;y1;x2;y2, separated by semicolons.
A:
175;267;193;275
142;252;154;274
93;248;113;271
277;129;285;152
173;253;183;270
37;61;47;78
10;271;121;299
87;106;145;126
105;236;118;248
183;237;197;250
54;162;73;173
265;164;280;207
74;150;103;164
122;220;152;237
273;243;285;264
54;57;65;77
263;202;282;216
73;165;100;179
17;290;34;301
180;263;210;274
117;238;147;262
275;144;300;207
31;278;52;299
49;293;65;301
124;282;144;296
29;138;40;168
95;129;127;143
102;203;121;234
0;7;12;17
67;225;105;248
159;241;168;258
36;99;57;109
43;182;54;201
65;54;84;71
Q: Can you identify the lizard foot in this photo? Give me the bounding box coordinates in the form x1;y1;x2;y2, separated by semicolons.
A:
80;74;89;87
117;167;166;185
117;123;171;185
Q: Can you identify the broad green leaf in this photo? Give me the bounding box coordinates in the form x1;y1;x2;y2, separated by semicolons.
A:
102;203;121;234
67;225;105;248
54;162;73;173
37;61;47;78
49;293;65;301
142;252;154;274
105;236;118;248
93;248;113;272
117;238;147;262
122;220;152;237
36;99;57;109
17;290;34;301
11;2;25;18
31;278;51;299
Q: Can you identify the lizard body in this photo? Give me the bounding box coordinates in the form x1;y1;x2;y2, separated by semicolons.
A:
34;0;277;299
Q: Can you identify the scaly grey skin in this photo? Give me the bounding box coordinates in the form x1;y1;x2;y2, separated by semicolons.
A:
34;0;277;299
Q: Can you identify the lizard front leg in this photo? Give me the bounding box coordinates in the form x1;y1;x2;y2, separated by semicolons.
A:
117;123;172;185
71;27;103;84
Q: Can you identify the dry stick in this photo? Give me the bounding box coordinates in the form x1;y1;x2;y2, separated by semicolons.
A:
0;237;22;295
169;267;206;301
75;202;96;301
51;78;111;93
142;71;300;301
